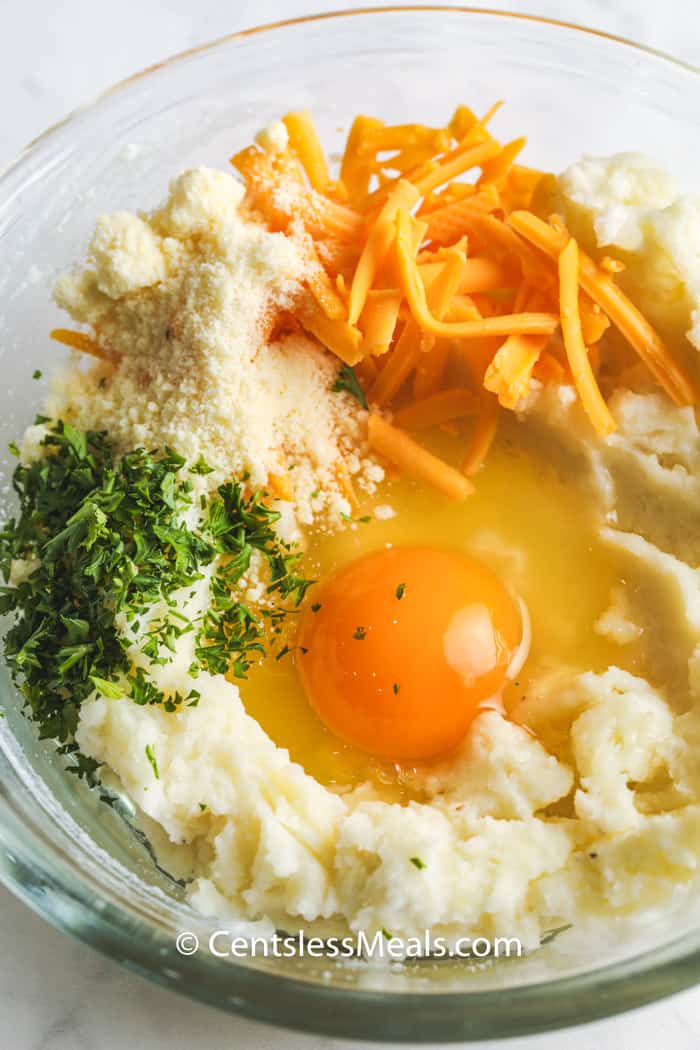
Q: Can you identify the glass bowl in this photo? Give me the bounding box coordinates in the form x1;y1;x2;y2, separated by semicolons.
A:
2;7;700;1042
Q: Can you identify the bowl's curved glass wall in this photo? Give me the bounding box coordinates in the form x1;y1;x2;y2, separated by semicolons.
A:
2;9;700;1041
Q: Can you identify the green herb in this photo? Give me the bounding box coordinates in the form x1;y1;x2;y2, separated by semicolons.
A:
32;370;42;380
188;455;215;476
0;422;314;761
145;743;159;779
353;626;366;640
392;682;400;695
331;364;368;410
89;676;124;700
340;511;371;525
141;613;194;666
311;602;322;613
381;928;393;940
8;441;19;458
275;643;308;661
199;802;208;812
409;856;426;870
395;582;406;600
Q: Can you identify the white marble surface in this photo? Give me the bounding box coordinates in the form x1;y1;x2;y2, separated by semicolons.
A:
3;1;700;1047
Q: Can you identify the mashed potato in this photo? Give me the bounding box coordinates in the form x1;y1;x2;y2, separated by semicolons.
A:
557;152;700;374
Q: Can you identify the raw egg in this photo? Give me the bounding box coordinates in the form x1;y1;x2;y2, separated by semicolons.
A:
297;546;527;760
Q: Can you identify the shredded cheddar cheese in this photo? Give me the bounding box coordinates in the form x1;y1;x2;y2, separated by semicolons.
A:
557;239;616;437
56;102;695;501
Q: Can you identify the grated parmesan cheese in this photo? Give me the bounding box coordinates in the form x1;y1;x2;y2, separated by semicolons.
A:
49;167;381;526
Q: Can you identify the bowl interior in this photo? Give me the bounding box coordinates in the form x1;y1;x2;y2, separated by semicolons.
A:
2;7;700;1041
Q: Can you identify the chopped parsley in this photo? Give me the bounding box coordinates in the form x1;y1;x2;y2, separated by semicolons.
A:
353;626;367;640
0;422;314;765
409;856;426;870
392;682;400;695
395;582;406;600
199;802;208;812
89;676;124;700
188;454;215;476
340;511;371;525
145;743;159;779
32;369;42;380
275;643;308;661
331;363;368;410
311;602;322;613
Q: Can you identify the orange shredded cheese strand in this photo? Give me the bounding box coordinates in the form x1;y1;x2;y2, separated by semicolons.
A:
393;388;478;430
282;110;330;192
368;320;422;406
362;138;499;212
424;247;465;318
434;206;554;287
411;140;501;198
557;238;617;437
579;294;610;345
533;351;567;383
348;179;420;325
448;101;503;143
368;414;473;500
368;248;457;404
458;257;513;294
305;239;348;320
462;394;500;476
483;333;550;409
413;247;465;398
359;290;402;356
479;136;527;187
340;115;384;203
445;295;483;323
395;209;558;339
508;210;699;406
501;163;548;211
360;123;449;154
413;339;449;398
355;356;379;386
383;137;451;175
297;300;364;365
50;328;119;362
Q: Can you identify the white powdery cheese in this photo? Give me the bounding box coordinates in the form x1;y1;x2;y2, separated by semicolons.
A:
50;166;380;523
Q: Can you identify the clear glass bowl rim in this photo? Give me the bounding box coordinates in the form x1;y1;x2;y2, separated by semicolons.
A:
2;6;700;1042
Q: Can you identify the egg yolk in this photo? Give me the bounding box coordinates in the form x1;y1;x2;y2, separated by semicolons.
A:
296;547;525;760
